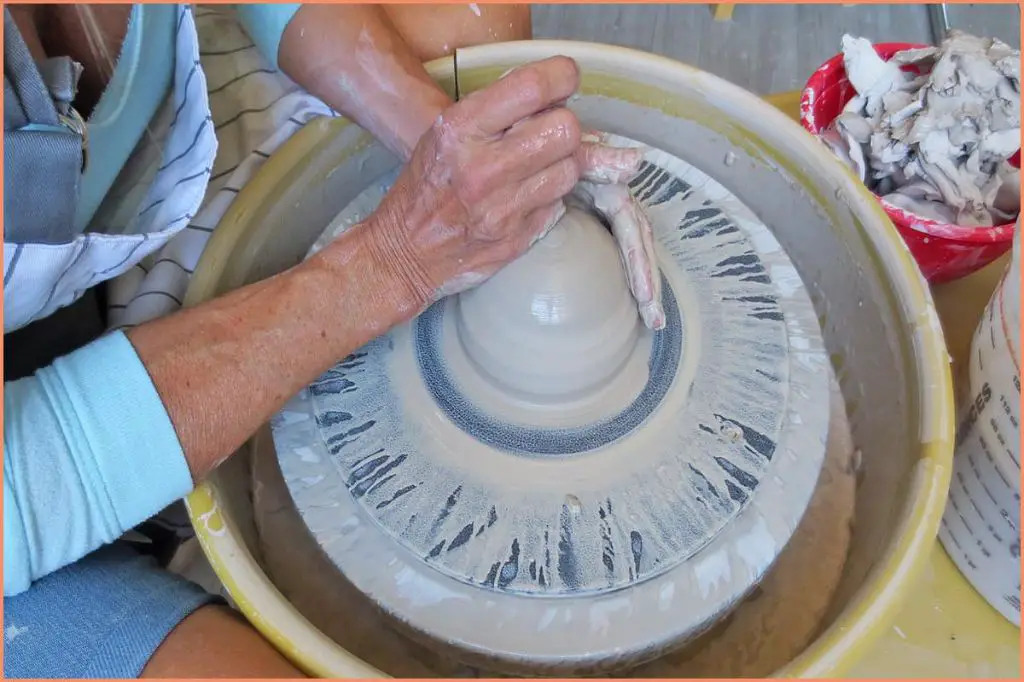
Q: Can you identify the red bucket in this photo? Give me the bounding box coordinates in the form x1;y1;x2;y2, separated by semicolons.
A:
800;43;1019;284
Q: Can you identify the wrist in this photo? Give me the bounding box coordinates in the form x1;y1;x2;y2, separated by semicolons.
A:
394;86;451;162
310;219;427;344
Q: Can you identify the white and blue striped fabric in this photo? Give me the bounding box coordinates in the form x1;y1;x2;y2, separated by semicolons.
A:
3;4;335;334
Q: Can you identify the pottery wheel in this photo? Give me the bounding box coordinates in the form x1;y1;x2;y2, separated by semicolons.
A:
272;135;831;672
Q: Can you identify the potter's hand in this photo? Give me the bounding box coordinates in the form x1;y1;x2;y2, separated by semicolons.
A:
366;57;582;305
573;132;665;331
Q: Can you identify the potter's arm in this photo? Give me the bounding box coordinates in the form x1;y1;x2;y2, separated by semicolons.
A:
1;231;408;598
126;56;583;485
2;61;582;596
239;3;450;162
239;5;666;327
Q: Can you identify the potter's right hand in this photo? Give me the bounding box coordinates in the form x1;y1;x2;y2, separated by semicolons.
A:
365;57;583;307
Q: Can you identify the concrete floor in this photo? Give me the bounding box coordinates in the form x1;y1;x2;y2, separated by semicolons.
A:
532;3;1022;95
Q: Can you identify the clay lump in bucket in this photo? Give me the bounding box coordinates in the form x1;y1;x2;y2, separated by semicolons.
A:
820;31;1020;227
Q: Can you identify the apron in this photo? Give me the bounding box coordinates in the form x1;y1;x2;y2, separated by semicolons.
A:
3;5;214;337
4;4;339;572
3;4;335;362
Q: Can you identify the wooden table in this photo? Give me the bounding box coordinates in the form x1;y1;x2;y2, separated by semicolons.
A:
767;90;1020;678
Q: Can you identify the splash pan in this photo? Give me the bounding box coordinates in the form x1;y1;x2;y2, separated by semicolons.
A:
270;136;830;672
184;41;954;678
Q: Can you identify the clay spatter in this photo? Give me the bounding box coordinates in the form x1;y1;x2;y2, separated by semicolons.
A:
275;136;826;600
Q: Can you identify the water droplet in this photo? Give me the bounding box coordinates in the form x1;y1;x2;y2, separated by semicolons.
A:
564;494;583;516
723;151;737;167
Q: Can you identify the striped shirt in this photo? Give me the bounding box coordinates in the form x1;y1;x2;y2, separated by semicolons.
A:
3;3;342;595
3;3;319;333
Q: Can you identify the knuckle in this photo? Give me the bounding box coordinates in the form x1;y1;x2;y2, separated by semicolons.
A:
554;108;582;148
477;212;506;239
560;157;581;190
516;68;548;107
433;113;464;153
466;197;489;221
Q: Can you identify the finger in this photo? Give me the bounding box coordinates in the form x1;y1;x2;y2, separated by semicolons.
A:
514;156;580;215
454;56;580;136
482;107;581;186
581;181;666;330
519;200;567;252
577;141;645;185
485;155;579;227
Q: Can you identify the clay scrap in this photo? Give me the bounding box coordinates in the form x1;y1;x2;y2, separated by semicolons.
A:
822;31;1020;227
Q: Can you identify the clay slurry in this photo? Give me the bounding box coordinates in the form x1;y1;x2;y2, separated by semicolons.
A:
413;273;683;456
289;145;820;600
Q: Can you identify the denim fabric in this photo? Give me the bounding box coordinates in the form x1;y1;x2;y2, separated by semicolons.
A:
3;543;221;679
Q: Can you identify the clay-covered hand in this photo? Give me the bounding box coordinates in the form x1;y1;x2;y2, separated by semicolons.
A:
365;57;583;308
573;133;666;331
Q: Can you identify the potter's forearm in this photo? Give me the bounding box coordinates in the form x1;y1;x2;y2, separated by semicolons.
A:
278;4;451;161
127;225;412;482
3;225;409;595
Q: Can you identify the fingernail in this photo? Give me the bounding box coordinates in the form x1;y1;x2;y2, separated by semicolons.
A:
640;302;666;331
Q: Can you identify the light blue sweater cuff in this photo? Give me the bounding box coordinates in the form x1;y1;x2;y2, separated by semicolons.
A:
234;3;302;69
3;331;193;596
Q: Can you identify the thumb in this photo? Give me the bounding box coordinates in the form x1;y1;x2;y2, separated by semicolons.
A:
582;182;666;331
577;131;646;185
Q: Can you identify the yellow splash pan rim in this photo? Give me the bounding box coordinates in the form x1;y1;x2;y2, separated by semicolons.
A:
183;42;955;678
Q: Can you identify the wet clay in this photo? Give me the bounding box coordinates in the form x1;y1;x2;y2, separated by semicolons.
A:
180;41;953;678
629;373;856;678
823;31;1020;227
454;206;641;401
252;371;854;678
258;135;833;672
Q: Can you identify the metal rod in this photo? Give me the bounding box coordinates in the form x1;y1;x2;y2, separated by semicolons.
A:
928;3;951;45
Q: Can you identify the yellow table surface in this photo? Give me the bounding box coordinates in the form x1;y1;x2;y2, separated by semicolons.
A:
766;91;1020;678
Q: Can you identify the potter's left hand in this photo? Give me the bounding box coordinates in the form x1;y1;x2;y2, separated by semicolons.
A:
573;132;665;331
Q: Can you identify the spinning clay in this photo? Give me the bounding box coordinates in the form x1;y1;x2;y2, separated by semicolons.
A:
267;134;834;673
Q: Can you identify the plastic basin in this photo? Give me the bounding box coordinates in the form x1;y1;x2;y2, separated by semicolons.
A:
800;42;1019;285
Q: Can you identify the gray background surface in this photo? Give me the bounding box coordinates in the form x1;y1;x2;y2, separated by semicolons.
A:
531;3;1021;95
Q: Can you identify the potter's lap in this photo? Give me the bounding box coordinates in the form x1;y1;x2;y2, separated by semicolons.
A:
2;544;219;678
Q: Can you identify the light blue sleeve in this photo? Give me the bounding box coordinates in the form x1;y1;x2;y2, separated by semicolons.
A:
234;3;302;69
3;331;193;596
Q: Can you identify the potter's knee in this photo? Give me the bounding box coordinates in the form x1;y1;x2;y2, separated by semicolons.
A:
142;605;304;678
